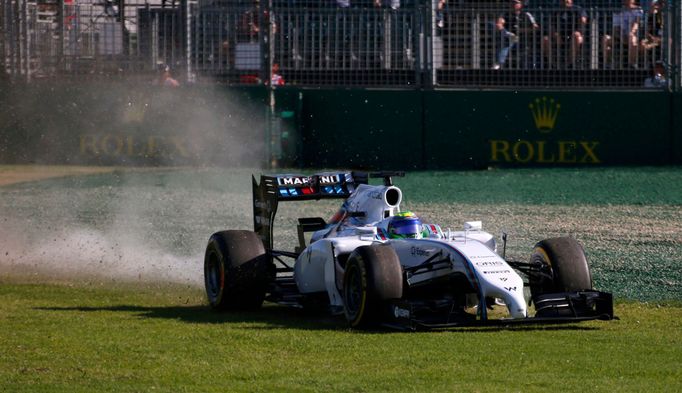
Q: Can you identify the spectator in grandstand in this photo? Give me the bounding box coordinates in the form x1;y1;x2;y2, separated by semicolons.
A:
436;0;448;29
504;0;540;68
374;0;400;9
374;0;409;66
643;61;666;88
542;0;588;69
342;0;399;7
492;16;518;69
103;0;119;18
640;0;663;64
639;0;654;11
327;0;359;66
160;66;180;87
602;0;643;68
239;1;261;43
270;63;285;86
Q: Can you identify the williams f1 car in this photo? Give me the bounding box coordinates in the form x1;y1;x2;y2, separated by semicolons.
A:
204;171;613;329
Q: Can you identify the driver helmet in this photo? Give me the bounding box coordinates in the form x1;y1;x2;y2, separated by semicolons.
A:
388;211;423;239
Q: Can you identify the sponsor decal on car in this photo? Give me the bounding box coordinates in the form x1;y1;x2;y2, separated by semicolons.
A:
410;246;432;257
254;200;270;209
368;191;383;200
393;306;410;319
318;174;341;185
277;176;310;186
482;269;511;274
474;261;505;267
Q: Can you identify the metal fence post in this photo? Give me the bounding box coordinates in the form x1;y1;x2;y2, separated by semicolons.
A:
22;0;30;82
265;0;279;169
0;0;5;77
57;0;64;74
185;0;193;83
676;0;681;92
423;0;433;88
1;0;4;76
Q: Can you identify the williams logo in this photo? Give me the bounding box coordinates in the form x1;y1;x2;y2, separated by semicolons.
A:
529;97;560;133
489;97;601;164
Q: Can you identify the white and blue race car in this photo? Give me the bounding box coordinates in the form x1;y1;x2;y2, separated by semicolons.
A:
204;171;613;329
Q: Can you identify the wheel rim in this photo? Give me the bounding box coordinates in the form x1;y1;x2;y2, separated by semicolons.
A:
530;248;554;298
344;264;364;320
205;251;222;300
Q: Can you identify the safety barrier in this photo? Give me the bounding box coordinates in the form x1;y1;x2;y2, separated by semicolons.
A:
292;88;678;169
1;82;678;169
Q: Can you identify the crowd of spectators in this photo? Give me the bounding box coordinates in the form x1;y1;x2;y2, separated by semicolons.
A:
219;0;667;72
4;0;670;77
144;0;676;86
449;0;666;71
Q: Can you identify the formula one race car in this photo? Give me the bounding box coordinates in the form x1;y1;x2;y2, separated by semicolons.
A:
204;171;613;329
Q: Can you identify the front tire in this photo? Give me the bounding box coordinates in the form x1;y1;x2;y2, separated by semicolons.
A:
529;237;593;300
343;245;403;328
204;230;271;310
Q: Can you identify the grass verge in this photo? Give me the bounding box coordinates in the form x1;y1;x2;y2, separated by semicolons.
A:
1;281;680;393
1;166;680;392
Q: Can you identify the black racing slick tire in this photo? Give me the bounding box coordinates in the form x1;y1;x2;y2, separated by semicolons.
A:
343;245;403;328
204;230;272;310
529;237;593;299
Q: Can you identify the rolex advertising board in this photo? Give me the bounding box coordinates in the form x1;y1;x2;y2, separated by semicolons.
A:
0;84;677;169
297;89;674;170
423;91;672;168
0;83;267;167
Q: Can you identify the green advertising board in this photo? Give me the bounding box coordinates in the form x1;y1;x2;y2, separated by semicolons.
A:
296;89;673;169
423;91;672;168
0;82;267;167
298;89;423;169
1;83;678;169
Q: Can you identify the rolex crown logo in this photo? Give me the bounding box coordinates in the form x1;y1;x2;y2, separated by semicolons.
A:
529;97;561;132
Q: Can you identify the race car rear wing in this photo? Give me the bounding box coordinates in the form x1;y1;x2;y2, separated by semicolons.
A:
252;171;403;249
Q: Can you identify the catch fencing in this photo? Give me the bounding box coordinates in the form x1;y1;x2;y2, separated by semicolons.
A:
1;0;680;90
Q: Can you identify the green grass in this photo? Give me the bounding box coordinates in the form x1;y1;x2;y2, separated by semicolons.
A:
399;167;682;205
1;166;681;392
1;281;680;393
1;166;680;300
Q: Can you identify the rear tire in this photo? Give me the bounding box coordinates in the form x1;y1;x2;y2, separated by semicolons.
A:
529;237;593;299
343;245;403;328
204;230;272;310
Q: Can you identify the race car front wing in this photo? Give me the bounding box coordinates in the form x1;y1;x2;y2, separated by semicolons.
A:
383;290;614;331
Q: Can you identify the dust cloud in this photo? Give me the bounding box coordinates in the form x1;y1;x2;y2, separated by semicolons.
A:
0;167;258;286
0;79;268;286
1;79;267;168
0;222;202;285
